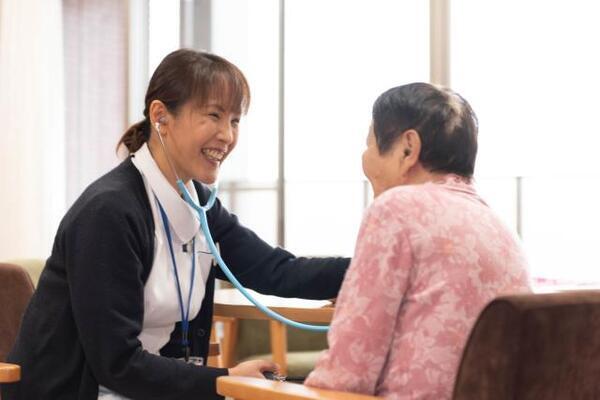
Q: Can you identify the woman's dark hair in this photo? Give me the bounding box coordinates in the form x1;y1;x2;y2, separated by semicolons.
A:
117;49;250;153
372;82;478;177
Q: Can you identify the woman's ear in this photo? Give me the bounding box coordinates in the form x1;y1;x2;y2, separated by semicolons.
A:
149;100;169;128
399;129;421;167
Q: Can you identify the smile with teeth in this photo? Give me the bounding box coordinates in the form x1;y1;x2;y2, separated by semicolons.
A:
202;148;226;163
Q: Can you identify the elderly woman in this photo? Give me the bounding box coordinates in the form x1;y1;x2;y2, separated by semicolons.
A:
304;83;530;399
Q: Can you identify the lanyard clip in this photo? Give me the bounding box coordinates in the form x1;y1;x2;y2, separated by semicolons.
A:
184;345;190;363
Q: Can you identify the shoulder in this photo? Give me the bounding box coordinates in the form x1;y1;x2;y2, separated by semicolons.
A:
50;158;156;281
376;183;443;206
358;184;447;245
62;158;152;230
369;182;455;222
367;185;423;222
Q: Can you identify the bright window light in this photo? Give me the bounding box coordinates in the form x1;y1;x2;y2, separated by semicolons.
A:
452;1;600;282
284;0;429;256
149;0;180;79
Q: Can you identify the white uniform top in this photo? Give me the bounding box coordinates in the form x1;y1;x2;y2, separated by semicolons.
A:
99;143;213;399
132;142;213;353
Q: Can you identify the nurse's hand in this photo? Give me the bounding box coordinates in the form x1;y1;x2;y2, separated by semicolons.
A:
228;359;279;379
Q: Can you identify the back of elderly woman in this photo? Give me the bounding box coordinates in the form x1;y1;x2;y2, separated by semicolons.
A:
305;83;530;399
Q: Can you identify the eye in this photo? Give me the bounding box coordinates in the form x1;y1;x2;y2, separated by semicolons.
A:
231;118;240;128
209;112;220;120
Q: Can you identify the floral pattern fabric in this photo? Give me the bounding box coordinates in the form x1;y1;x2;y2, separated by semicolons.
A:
305;175;530;399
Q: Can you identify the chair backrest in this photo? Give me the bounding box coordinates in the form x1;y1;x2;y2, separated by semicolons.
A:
453;290;600;400
3;259;45;287
0;263;35;362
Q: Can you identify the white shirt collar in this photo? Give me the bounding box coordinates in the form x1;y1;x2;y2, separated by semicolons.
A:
132;143;200;244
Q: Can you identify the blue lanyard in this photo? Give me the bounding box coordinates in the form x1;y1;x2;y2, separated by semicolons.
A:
154;195;196;361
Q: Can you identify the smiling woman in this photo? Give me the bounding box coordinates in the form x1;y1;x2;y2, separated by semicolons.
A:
118;49;250;185
3;49;350;400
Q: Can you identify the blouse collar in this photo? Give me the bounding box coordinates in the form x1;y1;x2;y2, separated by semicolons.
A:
132;143;200;244
432;173;485;203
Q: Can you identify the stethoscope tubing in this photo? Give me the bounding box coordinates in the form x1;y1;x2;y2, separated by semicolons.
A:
156;124;329;332
178;180;330;332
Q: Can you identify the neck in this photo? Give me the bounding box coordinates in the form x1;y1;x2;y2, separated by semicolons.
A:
147;139;189;193
373;167;449;198
405;168;448;186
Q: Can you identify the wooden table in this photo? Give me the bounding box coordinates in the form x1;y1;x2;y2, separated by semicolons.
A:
211;288;334;374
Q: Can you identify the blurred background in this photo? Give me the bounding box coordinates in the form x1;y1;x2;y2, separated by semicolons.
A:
1;0;599;284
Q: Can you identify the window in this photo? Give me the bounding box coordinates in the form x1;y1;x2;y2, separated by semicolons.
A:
451;0;600;282
284;0;429;255
148;0;181;79
178;1;600;283
211;0;280;244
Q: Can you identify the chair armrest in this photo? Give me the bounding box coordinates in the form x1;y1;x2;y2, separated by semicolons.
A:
208;342;220;357
217;376;381;400
0;362;20;383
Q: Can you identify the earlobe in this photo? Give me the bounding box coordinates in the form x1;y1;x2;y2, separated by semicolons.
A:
403;129;421;161
155;116;168;135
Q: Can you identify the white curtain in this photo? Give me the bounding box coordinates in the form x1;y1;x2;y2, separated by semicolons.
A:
63;0;129;205
0;0;128;261
0;0;66;260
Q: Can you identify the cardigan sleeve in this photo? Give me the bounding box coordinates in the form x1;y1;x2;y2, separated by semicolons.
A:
64;192;228;400
200;185;350;300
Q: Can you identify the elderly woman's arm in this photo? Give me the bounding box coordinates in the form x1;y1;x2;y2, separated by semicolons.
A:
304;199;412;395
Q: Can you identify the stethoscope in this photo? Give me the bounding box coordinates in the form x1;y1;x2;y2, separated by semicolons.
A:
155;122;329;332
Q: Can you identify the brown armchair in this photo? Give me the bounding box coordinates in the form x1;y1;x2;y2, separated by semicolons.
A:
217;290;600;400
0;262;34;364
0;262;35;394
0;363;19;385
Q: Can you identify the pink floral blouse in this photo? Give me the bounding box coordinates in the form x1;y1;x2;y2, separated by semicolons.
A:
305;175;530;399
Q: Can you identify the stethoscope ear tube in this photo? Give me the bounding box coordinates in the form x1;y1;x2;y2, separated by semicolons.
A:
179;179;329;332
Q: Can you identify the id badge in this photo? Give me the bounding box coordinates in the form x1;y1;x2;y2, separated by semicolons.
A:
181;356;204;366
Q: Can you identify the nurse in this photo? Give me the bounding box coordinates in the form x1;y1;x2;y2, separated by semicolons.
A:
4;49;349;400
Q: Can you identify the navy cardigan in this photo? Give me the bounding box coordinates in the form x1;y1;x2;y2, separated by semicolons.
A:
4;158;349;400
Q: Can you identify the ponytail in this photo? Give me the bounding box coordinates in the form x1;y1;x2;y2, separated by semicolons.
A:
117;119;149;154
